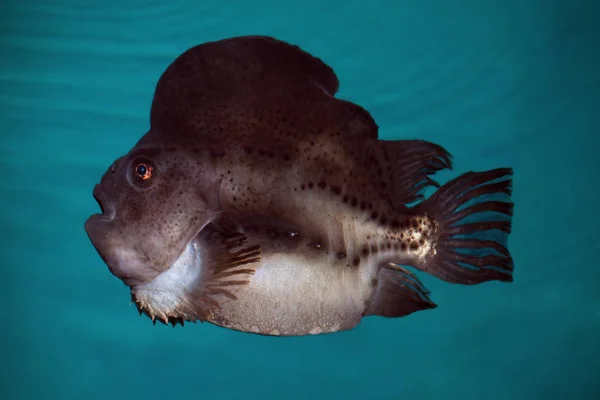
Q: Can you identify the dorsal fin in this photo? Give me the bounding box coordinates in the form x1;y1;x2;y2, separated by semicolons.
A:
150;36;339;131
148;36;385;144
331;99;379;140
235;35;339;96
364;140;453;209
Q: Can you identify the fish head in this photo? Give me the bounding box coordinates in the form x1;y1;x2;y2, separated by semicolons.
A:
84;137;221;287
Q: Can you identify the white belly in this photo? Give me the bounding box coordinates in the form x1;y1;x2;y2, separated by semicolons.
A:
213;252;368;336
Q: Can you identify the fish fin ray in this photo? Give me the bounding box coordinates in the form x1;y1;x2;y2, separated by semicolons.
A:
197;220;261;301
412;168;514;284
377;140;453;207
131;216;261;324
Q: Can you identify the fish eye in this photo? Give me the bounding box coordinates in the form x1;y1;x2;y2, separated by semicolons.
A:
135;163;152;180
130;158;156;187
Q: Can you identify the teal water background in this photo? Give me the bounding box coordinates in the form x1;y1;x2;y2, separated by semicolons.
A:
2;1;599;399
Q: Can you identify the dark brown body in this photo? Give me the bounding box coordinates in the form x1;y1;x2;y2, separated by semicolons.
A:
85;36;515;336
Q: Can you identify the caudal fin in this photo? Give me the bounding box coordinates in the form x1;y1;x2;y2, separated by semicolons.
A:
414;168;514;284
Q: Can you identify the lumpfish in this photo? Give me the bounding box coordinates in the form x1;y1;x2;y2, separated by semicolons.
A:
84;35;515;336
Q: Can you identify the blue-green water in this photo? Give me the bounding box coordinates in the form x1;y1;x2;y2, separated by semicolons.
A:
2;1;599;399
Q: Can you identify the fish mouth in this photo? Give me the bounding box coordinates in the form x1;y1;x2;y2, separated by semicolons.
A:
92;184;116;220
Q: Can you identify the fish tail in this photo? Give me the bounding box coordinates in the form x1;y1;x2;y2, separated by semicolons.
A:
412;167;515;284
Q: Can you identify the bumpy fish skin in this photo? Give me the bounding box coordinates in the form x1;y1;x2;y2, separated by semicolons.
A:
85;36;515;336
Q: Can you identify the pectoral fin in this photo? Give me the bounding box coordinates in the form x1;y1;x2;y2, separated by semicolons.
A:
131;214;261;326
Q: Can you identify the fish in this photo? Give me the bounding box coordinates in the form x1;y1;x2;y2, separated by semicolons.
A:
84;35;515;336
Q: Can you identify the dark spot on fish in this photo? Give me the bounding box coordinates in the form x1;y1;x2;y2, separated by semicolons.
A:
265;229;278;239
390;220;399;229
318;181;326;189
301;184;305;190
361;247;369;257
351;198;358;207
352;256;360;266
410;242;419;251
343;196;348;203
336;251;346;260
360;202;367;210
380;216;388;225
370;244;377;253
370;278;378;288
401;242;407;251
330;186;341;195
371;211;378;220
308;182;314;189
